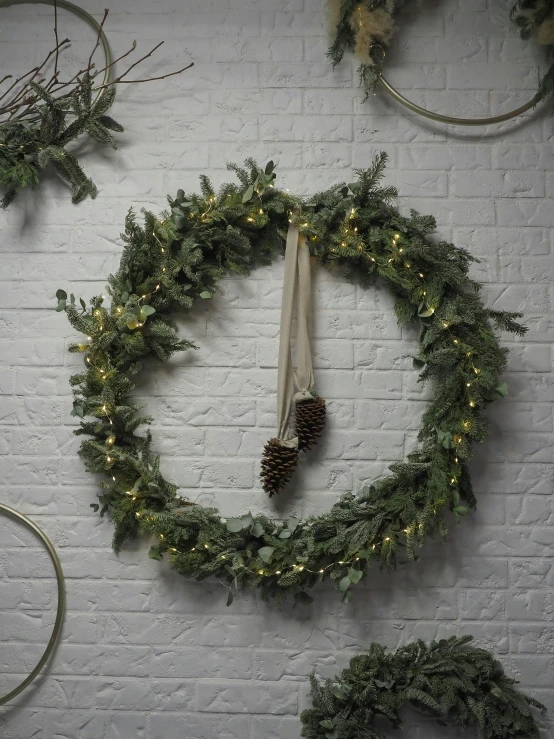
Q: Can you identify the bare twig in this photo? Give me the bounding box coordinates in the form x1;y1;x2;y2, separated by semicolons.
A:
0;41;65;105
101;61;194;86
111;40;165;83
82;41;137;85
53;0;60;80
87;8;109;73
0;7;193;125
0;37;70;116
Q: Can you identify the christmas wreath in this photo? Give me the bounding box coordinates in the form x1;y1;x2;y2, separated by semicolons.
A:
301;636;546;739
56;152;525;605
327;0;554;105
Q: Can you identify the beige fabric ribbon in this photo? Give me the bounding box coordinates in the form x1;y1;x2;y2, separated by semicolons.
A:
275;217;314;444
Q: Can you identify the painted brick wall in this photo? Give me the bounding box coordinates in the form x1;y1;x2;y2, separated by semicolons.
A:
1;0;553;737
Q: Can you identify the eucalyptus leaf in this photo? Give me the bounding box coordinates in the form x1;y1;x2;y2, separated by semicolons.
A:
258;546;275;563
348;567;362;584
56;289;67;300
240;513;254;528
199;291;212;299
148;545;163;561
242;184;254;203
286;516;299;533
226;518;244;533
339;576;351;592
251;522;264;537
418;307;435;318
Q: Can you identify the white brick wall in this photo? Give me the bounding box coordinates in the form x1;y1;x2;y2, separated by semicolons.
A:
1;0;553;737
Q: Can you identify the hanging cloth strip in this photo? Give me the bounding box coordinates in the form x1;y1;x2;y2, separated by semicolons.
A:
260;215;326;497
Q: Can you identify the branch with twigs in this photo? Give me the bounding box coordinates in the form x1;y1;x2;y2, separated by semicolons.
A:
0;7;193;122
0;5;193;207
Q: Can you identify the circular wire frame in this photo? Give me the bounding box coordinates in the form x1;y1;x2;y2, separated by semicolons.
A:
0;0;113;98
0;504;66;706
378;76;544;127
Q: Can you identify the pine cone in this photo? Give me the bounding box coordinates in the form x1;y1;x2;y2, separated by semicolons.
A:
260;438;298;497
295;395;326;452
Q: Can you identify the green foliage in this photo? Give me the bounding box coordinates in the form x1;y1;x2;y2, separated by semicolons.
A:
327;0;554;105
57;153;525;602
0;77;122;207
301;636;546;738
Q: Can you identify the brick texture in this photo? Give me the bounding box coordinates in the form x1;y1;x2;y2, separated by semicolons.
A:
0;0;553;737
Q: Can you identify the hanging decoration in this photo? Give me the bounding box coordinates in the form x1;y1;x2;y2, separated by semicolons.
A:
55;153;525;605
260;215;326;497
326;0;554;119
0;4;192;207
301;635;546;739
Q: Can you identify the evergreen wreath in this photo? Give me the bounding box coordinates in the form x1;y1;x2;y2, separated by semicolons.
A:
301;635;546;739
326;0;554;105
56;152;526;606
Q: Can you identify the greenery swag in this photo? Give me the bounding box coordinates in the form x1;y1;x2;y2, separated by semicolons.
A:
301;636;546;739
327;0;554;105
56;152;525;605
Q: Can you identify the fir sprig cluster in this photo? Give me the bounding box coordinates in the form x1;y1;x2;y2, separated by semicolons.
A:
327;0;554;106
0;78;122;208
301;636;546;739
57;153;525;604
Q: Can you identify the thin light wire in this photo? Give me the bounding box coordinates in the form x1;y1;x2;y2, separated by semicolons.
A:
0;0;113;103
0;504;66;706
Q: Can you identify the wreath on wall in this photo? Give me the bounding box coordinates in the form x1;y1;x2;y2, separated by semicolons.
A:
55;152;526;606
326;0;554;104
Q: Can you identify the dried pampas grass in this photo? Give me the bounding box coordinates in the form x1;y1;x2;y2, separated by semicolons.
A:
350;5;395;65
536;16;554;45
326;0;343;39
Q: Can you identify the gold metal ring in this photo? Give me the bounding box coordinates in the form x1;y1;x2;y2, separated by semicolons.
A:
0;0;113;100
0;504;65;707
378;76;544;127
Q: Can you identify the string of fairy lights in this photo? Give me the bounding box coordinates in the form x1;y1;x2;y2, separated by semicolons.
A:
72;184;485;586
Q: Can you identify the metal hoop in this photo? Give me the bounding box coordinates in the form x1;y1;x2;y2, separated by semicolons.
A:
0;504;66;707
0;0;113;99
378;75;543;126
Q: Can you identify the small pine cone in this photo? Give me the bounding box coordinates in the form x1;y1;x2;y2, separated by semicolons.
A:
260;438;298;497
295;395;326;452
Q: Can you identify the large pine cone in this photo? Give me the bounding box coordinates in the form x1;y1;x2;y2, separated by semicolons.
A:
260;438;298;497
295;395;326;452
